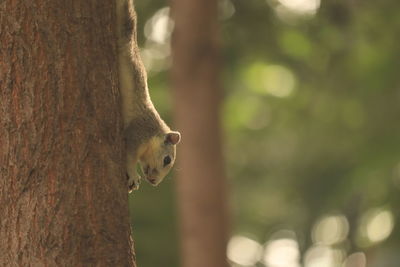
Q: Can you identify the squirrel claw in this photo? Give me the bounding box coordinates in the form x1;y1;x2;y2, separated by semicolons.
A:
127;173;140;193
128;181;139;193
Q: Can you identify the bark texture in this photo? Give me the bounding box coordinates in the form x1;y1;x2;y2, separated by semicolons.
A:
0;1;136;266
171;0;230;266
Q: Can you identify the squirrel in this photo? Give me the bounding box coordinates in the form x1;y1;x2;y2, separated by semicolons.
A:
117;0;181;192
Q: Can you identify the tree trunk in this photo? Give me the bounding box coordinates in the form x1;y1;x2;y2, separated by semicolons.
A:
170;0;230;266
0;1;136;266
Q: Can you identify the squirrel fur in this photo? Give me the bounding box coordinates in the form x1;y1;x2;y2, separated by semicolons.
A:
117;0;180;192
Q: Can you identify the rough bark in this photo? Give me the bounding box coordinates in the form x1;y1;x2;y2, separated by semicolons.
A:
170;0;230;266
0;1;136;266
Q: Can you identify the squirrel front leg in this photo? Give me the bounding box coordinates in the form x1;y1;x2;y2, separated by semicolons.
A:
127;150;141;192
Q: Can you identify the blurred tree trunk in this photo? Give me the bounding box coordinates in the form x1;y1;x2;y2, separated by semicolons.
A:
0;1;136;266
171;0;229;267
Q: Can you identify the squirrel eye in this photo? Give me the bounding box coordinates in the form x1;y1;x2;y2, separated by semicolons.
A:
163;156;171;167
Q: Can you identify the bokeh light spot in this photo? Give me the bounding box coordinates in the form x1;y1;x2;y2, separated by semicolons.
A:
144;7;173;44
304;245;344;267
357;207;395;247
263;237;300;267
245;63;296;98
365;209;394;243
343;252;367;267
219;0;235;20
227;235;262;266
312;214;349;245
141;7;173;74
277;0;320;15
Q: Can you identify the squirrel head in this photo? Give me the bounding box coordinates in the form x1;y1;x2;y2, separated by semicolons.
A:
139;131;181;186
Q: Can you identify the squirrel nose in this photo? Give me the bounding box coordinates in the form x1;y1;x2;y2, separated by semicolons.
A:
148;178;157;184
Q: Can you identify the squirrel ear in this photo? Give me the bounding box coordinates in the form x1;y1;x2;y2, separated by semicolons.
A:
165;131;181;145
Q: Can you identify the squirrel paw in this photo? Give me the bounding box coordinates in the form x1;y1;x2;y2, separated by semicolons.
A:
127;173;140;193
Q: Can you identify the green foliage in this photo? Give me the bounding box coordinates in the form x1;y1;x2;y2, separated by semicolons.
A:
132;0;400;265
129;179;179;267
